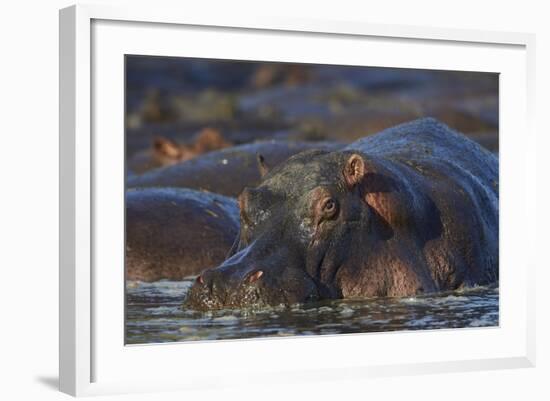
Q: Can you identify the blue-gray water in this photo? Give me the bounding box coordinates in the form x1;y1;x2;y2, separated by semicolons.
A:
125;280;499;344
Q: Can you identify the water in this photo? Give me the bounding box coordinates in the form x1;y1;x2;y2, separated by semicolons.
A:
125;280;499;344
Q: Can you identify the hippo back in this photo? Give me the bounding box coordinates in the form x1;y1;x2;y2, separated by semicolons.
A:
344;118;499;291
346;117;498;193
126;188;239;282
127;140;343;197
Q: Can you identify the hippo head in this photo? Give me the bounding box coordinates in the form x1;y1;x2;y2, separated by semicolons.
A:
183;150;372;310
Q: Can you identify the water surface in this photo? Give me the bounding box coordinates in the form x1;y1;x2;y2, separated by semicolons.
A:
126;279;498;344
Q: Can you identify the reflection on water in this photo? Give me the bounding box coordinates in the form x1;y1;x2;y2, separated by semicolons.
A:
125;280;499;344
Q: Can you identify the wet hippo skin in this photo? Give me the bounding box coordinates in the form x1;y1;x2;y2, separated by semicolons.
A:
184;118;499;310
126;188;239;282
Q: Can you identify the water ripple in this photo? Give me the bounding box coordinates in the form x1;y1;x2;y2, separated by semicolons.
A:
126;280;499;344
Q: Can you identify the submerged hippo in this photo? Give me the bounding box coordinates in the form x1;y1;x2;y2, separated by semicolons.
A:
126;188;239;282
128;128;233;174
184;118;498;310
127;140;342;197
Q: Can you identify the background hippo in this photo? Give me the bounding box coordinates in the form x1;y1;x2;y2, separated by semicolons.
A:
184;118;498;310
127;140;342;197
127;128;233;174
126;188;239;282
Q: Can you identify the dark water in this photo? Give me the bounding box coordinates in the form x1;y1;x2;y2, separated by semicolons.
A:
125;280;499;344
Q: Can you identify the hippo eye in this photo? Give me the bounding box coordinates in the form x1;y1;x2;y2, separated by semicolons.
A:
321;198;338;217
324;199;335;211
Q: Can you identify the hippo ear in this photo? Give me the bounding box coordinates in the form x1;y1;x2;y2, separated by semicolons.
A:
153;136;181;159
256;153;269;178
194;127;232;152
343;153;365;188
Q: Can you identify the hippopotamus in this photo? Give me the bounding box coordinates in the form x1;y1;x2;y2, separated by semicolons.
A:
126;188;239;282
183;118;498;310
128;128;233;174
127;140;343;197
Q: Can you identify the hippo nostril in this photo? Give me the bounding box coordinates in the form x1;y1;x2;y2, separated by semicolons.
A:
248;270;263;284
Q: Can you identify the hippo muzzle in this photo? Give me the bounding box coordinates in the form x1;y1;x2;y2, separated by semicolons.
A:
183;240;320;310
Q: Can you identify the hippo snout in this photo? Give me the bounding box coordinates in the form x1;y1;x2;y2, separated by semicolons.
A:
184;264;266;310
197;267;264;296
183;233;321;310
196;268;264;289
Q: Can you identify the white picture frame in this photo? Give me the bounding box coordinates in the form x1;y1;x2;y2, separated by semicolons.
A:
59;4;536;397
